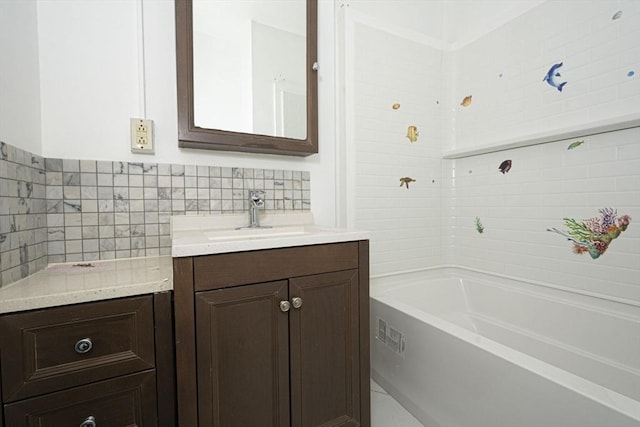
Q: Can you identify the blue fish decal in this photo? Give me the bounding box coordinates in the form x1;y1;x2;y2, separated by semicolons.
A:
543;62;567;92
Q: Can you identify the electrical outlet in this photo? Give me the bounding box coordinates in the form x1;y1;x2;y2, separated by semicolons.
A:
130;118;154;154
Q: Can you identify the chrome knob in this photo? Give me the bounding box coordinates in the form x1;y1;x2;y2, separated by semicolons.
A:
74;338;93;354
280;300;291;312
291;297;303;309
80;415;96;427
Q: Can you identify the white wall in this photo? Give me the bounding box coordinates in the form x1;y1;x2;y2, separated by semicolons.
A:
251;21;305;137
0;0;42;155
341;0;639;303
445;0;640;303
448;0;640;151
344;9;445;277
442;0;544;48
31;0;337;227
193;26;253;133
444;128;640;302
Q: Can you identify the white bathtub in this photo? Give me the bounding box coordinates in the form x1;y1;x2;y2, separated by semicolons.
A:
370;268;640;427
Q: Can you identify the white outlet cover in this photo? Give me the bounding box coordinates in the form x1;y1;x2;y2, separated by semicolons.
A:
130;118;154;154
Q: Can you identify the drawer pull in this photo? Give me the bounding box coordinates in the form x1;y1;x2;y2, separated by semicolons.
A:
74;338;93;354
79;415;96;427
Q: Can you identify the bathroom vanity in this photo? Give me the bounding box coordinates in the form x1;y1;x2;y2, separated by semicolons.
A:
0;214;370;427
171;213;370;427
0;257;174;427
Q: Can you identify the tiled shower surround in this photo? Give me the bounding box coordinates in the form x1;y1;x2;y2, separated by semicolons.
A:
0;141;310;286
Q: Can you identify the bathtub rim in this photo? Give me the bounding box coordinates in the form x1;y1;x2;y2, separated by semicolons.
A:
371;264;640;309
370;267;640;423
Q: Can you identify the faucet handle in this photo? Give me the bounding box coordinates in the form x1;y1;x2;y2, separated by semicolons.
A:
249;189;265;198
249;189;266;207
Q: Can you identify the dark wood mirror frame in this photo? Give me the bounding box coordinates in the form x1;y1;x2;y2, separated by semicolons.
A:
175;0;318;157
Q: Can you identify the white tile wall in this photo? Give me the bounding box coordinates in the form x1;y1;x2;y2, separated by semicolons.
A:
449;0;640;151
445;127;640;302
347;0;640;302
350;21;444;277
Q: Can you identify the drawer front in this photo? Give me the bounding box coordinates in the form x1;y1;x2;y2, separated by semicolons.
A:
193;242;360;291
0;296;155;402
4;370;157;427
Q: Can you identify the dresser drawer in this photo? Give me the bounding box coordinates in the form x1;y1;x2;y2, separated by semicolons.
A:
4;370;157;427
0;296;155;402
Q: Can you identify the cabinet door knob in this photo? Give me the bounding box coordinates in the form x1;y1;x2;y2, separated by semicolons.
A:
280;300;291;312
291;297;303;309
79;415;96;427
74;338;93;354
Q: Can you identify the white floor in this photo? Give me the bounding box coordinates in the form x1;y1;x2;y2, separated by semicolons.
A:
371;380;424;427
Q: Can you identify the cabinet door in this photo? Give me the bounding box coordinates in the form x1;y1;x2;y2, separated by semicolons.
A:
196;281;290;427
4;370;157;427
289;270;361;427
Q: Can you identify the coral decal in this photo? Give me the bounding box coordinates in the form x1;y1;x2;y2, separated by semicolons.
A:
460;95;472;107
475;217;484;234
406;126;419;143
547;208;631;259
498;160;512;174
399;177;416;189
543;62;567;92
567;140;585;150
392;103;401;110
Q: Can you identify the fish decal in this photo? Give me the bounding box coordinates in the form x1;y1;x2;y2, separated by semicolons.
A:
475;217;484;234
406;126;419;143
460;95;472;107
498;160;512;174
567;140;584;150
399;177;416;189
628;70;635;78
392;103;401;110
543;62;567;92
612;10;623;20
548;208;631;259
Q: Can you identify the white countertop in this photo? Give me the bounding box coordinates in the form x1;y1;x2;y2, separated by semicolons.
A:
0;256;173;314
0;213;369;314
171;212;370;258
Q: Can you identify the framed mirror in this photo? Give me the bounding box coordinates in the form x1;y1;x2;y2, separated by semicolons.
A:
175;0;318;156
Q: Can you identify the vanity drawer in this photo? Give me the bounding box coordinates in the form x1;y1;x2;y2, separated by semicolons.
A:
193;242;359;290
0;296;155;402
3;370;157;427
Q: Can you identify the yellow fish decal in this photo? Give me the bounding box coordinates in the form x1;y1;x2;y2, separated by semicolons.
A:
461;95;472;107
400;177;416;189
406;125;419;143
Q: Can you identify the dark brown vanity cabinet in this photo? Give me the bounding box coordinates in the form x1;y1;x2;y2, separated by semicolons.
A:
174;241;370;427
0;293;176;427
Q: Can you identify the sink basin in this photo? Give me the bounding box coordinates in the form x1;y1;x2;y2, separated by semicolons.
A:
204;226;310;241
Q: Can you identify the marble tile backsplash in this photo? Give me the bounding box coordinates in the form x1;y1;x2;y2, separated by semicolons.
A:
0;141;310;286
0;142;48;286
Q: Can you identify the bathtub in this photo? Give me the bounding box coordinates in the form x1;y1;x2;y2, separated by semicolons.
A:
370;268;640;427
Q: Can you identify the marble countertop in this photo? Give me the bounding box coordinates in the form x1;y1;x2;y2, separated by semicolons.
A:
1;213;369;314
0;256;173;314
171;212;371;258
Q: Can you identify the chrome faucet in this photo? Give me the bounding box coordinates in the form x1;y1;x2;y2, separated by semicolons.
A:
246;189;269;229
